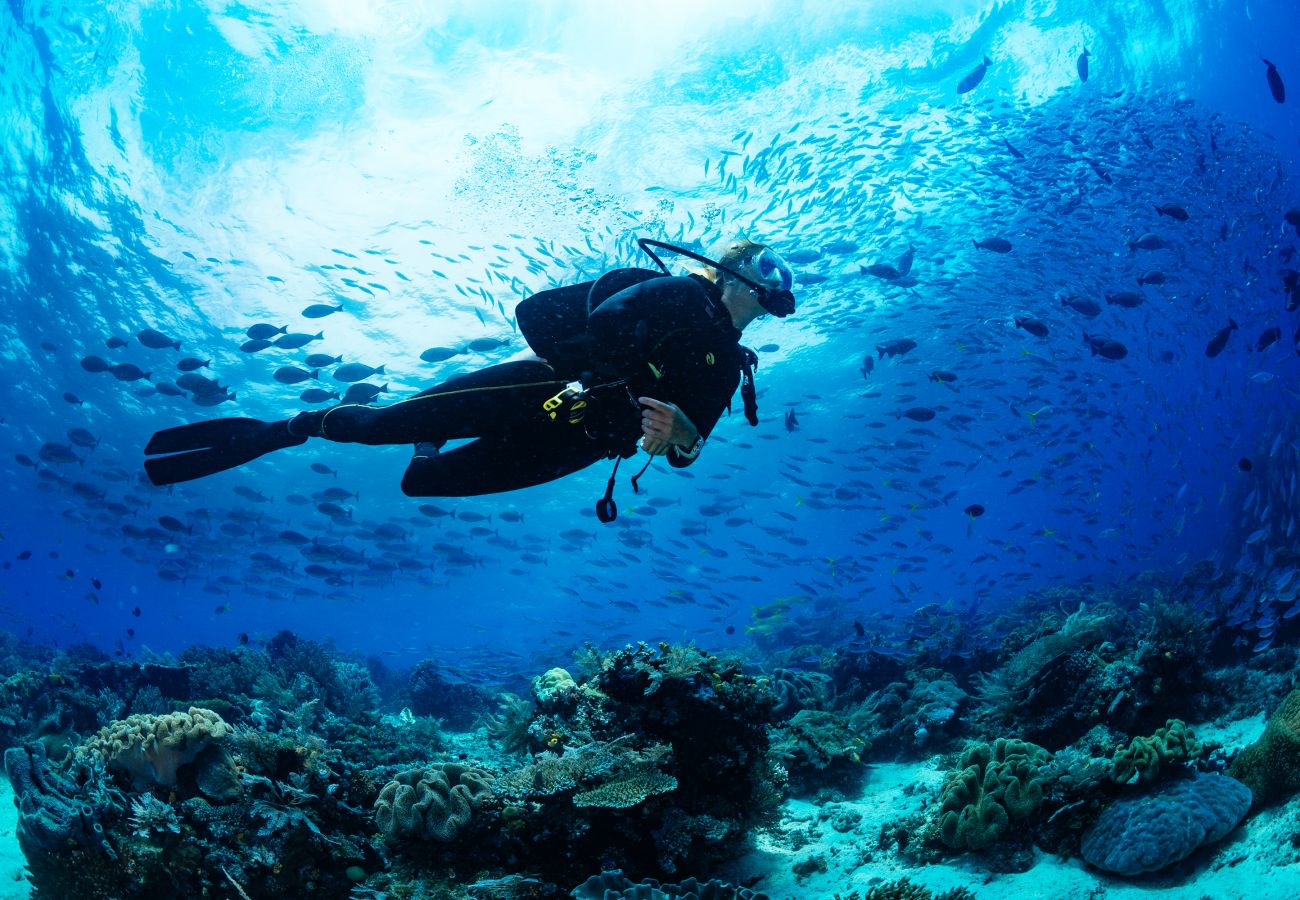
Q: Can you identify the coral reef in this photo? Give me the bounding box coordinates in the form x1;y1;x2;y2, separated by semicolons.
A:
934;738;1052;851
1079;773;1251;875
79;706;233;789
1110;718;1201;785
374;763;494;841
1227;687;1300;807
571;871;769;899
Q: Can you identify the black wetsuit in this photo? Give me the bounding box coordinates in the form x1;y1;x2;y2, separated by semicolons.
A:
315;272;745;496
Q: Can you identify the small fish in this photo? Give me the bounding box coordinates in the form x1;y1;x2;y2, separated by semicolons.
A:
928;370;957;383
62;392;83;406
1127;233;1166;252
333;363;385;383
274;331;324;350
1136;270;1166;286
246;323;287;340
1061;296;1101;317
1154;203;1189;221
876;339;917;359
964;504;985;517
310;463;337;477
300;388;341;404
1082;332;1127;360
824;239;859;255
1105;291;1144;308
66;428;99;449
897;407;936;422
420;347;461;363
1085;157;1112;185
757;344;780;353
860;355;875;379
896;244;916;276
1255;327;1281;351
1204;319;1238;358
1238;458;1252;472
80;355;111;373
467;337;510;352
105;336;130;349
137;328;181;350
177;357;210;371
274;367;318;385
240;339;272;353
342;382;388;403
158;515;191;534
957;55;991;94
1014;317;1049;338
1076;47;1090;82
109;363;150;382
1263;59;1285;104
1286;209;1300;237
784;409;800;432
302;303;344;319
305;353;344;368
16;550;31;561
973;237;1012;253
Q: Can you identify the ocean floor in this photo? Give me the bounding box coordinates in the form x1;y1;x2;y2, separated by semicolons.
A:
742;713;1300;900
0;777;29;900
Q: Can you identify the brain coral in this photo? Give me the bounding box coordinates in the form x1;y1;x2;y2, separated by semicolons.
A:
1080;772;1251;875
1111;719;1200;785
937;738;1051;850
80;706;232;789
374;763;493;842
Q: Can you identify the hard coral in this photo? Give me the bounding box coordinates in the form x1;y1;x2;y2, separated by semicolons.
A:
1110;719;1200;785
374;762;494;842
80;706;232;789
1228;687;1300;807
570;871;769;899
936;738;1051;850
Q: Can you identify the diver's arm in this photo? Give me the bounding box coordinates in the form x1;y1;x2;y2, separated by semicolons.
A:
637;397;699;458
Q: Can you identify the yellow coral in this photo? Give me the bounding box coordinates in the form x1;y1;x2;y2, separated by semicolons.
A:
81;707;232;789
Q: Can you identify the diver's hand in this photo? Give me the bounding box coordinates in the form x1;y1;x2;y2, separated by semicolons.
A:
638;397;698;455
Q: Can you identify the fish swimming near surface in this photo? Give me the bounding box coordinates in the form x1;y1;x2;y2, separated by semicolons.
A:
1002;137;1024;159
274;367;318;385
246;323;287;340
274;332;324;350
928;370;957;384
343;382;388;403
876;339;917;359
897;407;936;422
420;347;461;363
1204;319;1238;358
1154;204;1189;220
137;329;180;350
80;355;111;373
896;244;916;276
1263;59;1285;104
302;304;344;319
176;357;209;371
1014;317;1049;337
824;239;859;255
1077;48;1090;82
305;353;344;368
109;363;150;382
300;388;341;404
240;339;272;353
957;56;991;94
333;363;385;383
1126;233;1167;251
784;409;800;432
860;355;874;379
1061;295;1101;317
861;262;901;279
105;336;129;349
973;237;1012;253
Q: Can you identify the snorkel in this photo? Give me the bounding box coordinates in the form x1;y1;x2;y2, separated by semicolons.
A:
637;238;797;318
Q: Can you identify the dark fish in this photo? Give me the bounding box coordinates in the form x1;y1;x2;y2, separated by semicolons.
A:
1085;157;1112;184
784;409;799;432
300;388;340;403
16;550;31;561
305;353;344;368
240;339;272;353
1105;291;1144;308
158;515;190;534
1255;327;1281;351
1001;137;1024;159
66;428;98;449
302;304;344;319
796;272;828;285
80;355;111;373
1238;457;1253;472
1076;48;1089;82
876;339;917;359
1083;332;1127;360
39;442;81;465
824;239;859;255
420;347;460;363
897;407;936;422
105;336;130;349
964;504;985;517
785;248;823;264
1126;233;1166;252
310;463;337;476
1263;59;1285;104
467;337;509;352
1061;295;1101;317
274;331;323;350
274;367;318;385
333;363;385;382
1204;319;1238;358
1136;270;1166;286
973;237;1012;253
957;55;991;94
342;382;388;403
860;355;874;379
109;363;150;382
155;381;186;397
177;357;210;371
15;454;36;467
1286;209;1300;236
191;390;235;407
1014;316;1049;338
176;373;222;394
246;323;287;340
928;370;957;383
62;392;83;406
1154;204;1189;221
757;344;780;353
861;263;901;279
137;329;180;350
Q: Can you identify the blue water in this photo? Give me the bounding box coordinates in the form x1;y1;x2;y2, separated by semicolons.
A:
0;1;1297;676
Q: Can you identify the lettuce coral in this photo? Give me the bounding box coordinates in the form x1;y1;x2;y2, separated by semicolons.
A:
80;706;232;789
936;738;1051;850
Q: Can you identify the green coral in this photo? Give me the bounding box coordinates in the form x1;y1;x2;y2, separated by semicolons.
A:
936;738;1051;850
373;763;494;842
1228;688;1300;807
1110;718;1200;785
851;878;976;900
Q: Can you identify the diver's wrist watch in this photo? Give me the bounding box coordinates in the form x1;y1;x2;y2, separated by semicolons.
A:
676;433;705;459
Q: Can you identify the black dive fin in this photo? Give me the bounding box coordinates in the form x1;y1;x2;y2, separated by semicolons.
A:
143;417;305;486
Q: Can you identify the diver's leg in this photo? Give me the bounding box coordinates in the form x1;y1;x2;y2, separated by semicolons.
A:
399;425;605;497
294;361;567;446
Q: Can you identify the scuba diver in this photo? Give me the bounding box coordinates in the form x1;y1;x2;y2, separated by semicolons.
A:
143;237;796;521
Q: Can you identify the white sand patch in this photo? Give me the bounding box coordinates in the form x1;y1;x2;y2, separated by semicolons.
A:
740;716;1300;899
0;778;30;900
